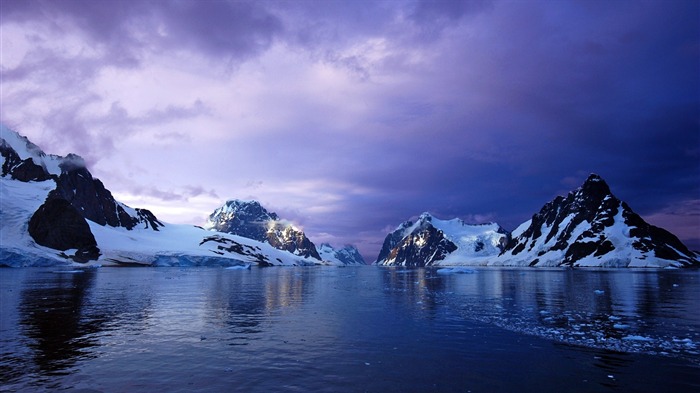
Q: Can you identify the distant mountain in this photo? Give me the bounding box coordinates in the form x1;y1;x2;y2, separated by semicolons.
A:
374;213;509;266
203;200;321;260
500;174;699;267
0;125;319;267
318;243;366;265
202;199;277;241
374;174;699;268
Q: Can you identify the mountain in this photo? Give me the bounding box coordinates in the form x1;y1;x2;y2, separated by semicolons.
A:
3;125;697;269
374;213;509;266
318;243;366;265
374;175;699;268
203;199;278;241
0;125;319;267
499;174;699;267
203;200;321;260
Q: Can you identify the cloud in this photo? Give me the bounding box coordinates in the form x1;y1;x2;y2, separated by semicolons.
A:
645;199;700;250
408;0;494;39
1;0;698;258
156;0;282;62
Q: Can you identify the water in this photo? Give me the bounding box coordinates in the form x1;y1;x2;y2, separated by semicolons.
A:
1;266;699;392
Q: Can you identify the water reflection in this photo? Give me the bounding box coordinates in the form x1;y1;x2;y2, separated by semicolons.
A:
380;268;447;316
202;268;314;344
0;268;157;388
17;271;99;380
1;267;699;393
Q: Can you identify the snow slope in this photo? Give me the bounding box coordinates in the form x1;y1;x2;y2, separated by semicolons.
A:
0;177;61;266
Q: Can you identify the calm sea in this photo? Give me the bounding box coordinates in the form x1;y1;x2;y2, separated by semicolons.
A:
1;266;699;392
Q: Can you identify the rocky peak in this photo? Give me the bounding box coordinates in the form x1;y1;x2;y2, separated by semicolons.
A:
418;212;432;223
376;219;414;263
58;153;87;172
1;141;52;182
205;199;321;260
266;223;321;260
319;243;366;265
1;126;163;233
203;199;279;241
502;174;699;267
375;213;508;266
570;173;613;210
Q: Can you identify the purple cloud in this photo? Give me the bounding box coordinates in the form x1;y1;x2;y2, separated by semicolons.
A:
1;0;698;260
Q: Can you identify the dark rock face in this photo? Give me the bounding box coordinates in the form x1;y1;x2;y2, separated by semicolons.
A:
205;200;278;242
266;224;321;260
51;167;139;229
2;134;164;232
0;142;51;182
376;215;458;267
503;174;699;267
28;198;100;262
622;204;696;263
136;208;164;231
506;174;618;261
205;200;321;260
386;224;457;267
376;220;412;264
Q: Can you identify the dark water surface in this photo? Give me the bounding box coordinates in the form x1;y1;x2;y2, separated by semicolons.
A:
1;266;699;392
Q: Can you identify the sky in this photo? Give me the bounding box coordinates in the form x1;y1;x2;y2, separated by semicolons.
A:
1;0;698;262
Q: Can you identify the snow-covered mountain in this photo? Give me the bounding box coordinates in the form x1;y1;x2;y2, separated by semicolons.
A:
499;174;699;268
0;125;322;267
203;200;321;260
374;213;509;266
3;125;697;269
203;199;278;241
374;174;699;268
318;243;366;265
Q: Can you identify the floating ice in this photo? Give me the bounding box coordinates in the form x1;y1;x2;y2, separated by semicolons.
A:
594;290;604;295
52;270;85;274
444;296;700;365
225;264;251;270
622;335;654;342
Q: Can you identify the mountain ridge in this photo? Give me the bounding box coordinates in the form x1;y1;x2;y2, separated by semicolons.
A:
0;126;329;267
375;174;698;268
499;174;698;267
1;125;697;268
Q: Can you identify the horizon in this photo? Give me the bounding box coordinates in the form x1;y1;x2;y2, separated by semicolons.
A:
1;0;698;261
